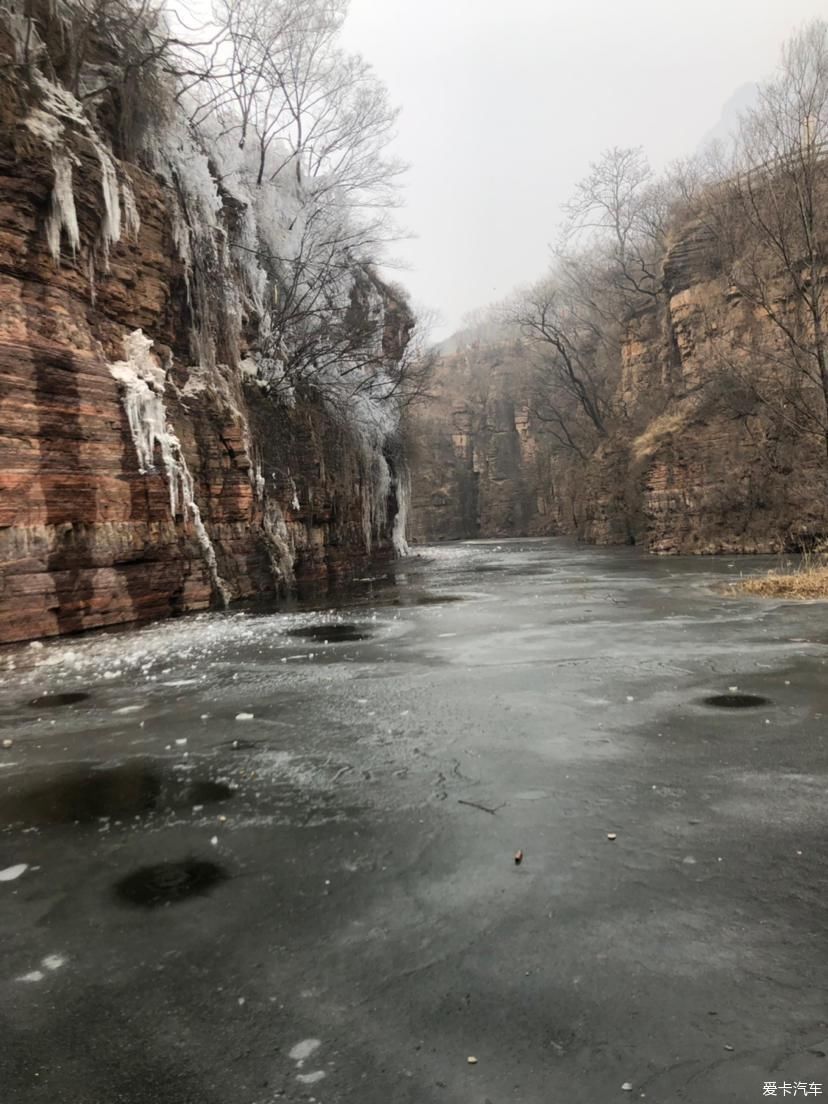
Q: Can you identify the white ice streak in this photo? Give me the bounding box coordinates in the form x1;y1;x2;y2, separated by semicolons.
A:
45;149;80;260
109;330;230;605
392;467;411;557
121;175;141;238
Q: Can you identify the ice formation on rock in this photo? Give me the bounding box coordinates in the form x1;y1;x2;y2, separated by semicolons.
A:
25;74;124;264
109;331;230;605
392;469;411;557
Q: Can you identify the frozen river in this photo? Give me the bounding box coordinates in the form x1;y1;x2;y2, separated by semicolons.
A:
1;538;827;1103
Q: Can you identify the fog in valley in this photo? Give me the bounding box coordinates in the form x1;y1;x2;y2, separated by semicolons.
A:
343;0;828;337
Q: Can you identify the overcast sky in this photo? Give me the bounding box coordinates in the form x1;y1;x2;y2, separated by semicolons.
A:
340;0;828;339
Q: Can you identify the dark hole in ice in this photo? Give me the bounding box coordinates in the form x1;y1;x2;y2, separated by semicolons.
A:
0;761;234;827
289;623;370;643
28;691;90;708
703;693;771;709
115;858;227;908
188;780;233;803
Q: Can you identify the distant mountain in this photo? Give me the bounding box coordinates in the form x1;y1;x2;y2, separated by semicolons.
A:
697;82;760;153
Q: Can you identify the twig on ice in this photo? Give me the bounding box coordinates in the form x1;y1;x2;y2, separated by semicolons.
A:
458;798;504;815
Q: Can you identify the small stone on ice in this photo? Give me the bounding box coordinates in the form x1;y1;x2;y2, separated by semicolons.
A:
724;1044;734;1051
235;713;254;721
607;833;617;841
621;1083;633;1092
1;739;13;749
175;738;187;746
210;836;218;846
626;696;634;702
729;686;738;692
467;1056;477;1065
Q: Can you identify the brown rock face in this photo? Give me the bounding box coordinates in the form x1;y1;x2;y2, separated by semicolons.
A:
408;217;828;553
407;347;556;542
0;83;402;645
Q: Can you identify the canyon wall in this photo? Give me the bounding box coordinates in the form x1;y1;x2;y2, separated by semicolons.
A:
0;17;410;645
409;217;828;553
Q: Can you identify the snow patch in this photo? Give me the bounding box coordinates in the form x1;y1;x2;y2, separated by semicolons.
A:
0;863;28;882
296;1071;326;1085
289;1039;321;1063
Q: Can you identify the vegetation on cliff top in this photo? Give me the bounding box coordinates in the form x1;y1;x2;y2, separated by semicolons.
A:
509;20;828;472
419;20;828;560
1;0;435;419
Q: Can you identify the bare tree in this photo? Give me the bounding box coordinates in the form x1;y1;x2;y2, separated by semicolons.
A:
706;20;828;458
564;146;668;305
173;0;409;396
511;275;615;450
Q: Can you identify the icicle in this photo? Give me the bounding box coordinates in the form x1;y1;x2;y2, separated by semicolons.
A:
86;251;96;305
93;138;121;261
261;500;295;587
45;149;80;262
25;75;125;264
373;453;391;539
360;447;391;553
253;462;265;501
392;468;411;557
121;176;141;238
109;330;231;606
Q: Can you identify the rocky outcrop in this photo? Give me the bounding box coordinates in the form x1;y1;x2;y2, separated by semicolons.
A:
407;349;555;542
409;217;828;552
0;41;409;644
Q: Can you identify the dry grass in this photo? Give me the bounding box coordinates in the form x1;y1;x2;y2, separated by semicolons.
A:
734;557;828;599
630;410;690;462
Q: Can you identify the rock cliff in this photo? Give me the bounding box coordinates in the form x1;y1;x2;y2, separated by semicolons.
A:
0;7;411;645
409;216;828;552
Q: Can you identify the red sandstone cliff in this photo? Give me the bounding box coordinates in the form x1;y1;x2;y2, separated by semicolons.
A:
0;12;411;645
